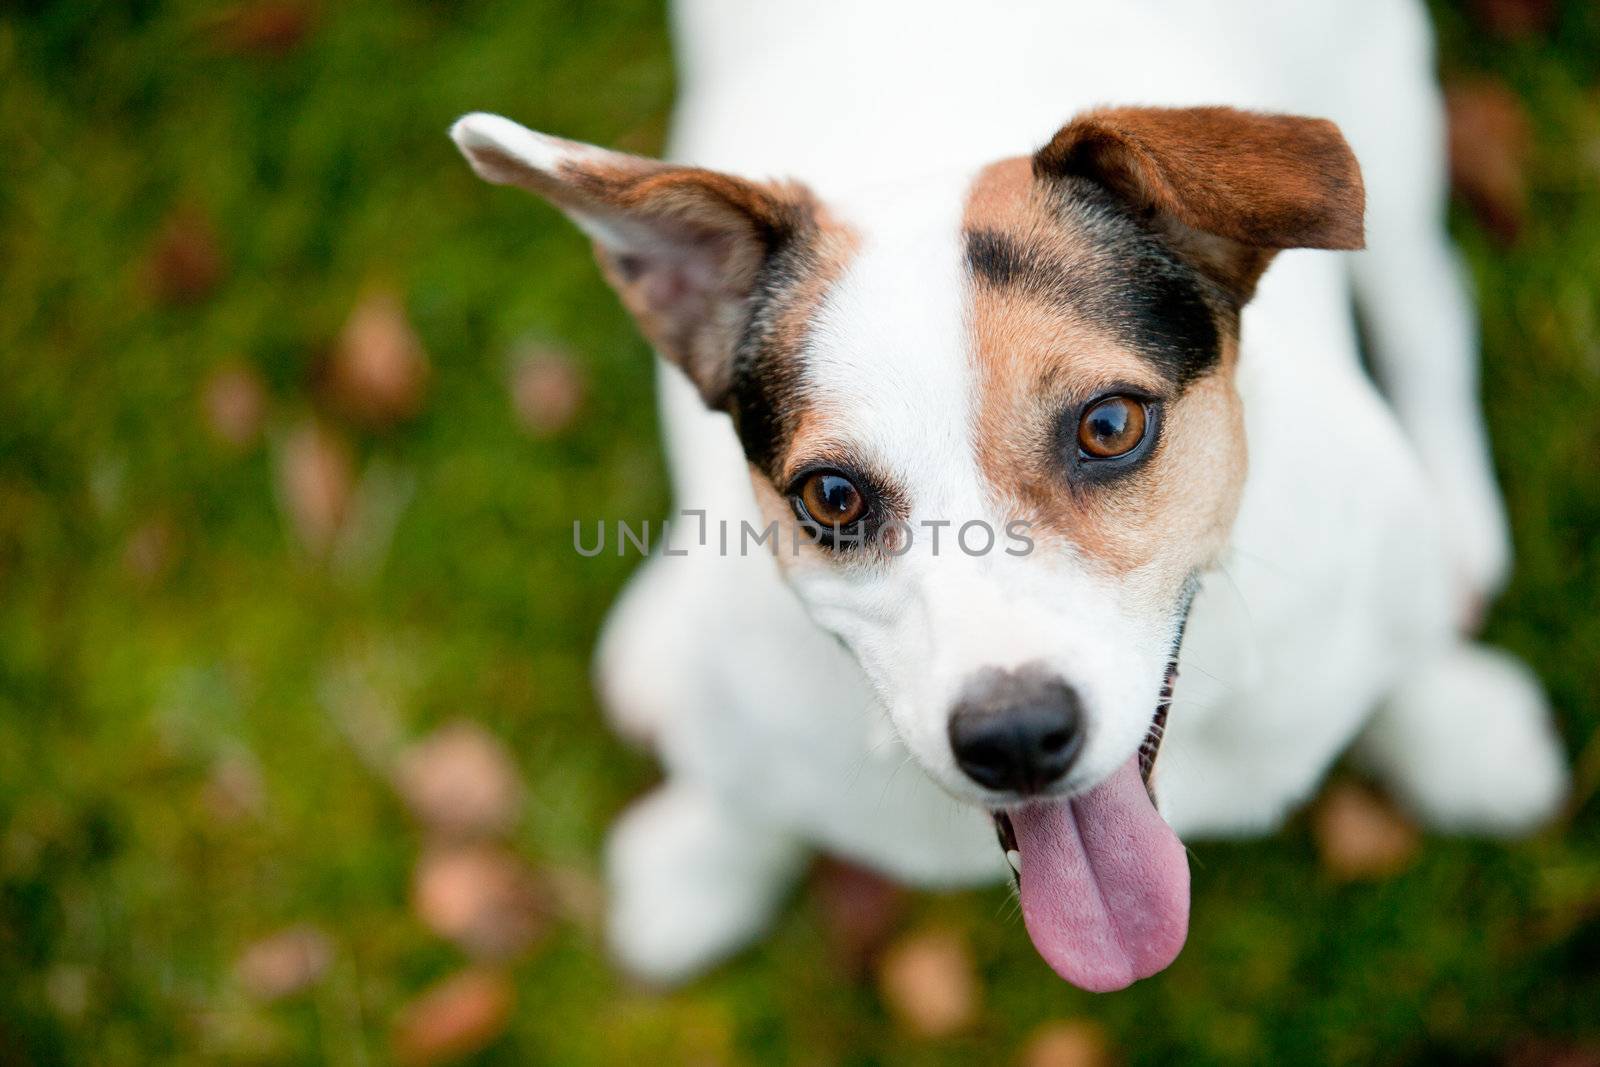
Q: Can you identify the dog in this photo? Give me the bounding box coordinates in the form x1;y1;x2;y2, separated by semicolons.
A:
451;0;1569;991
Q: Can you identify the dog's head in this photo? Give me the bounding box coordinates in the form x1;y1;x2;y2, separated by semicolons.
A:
454;106;1363;989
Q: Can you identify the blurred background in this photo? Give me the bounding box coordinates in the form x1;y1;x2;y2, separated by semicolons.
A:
2;1;1598;1064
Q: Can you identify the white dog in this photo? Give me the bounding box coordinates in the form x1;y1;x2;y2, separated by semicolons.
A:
452;0;1568;992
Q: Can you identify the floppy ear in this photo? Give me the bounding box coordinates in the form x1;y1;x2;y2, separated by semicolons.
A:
451;112;816;406
1033;106;1365;301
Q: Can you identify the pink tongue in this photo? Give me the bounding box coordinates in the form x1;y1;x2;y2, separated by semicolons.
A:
1012;755;1190;992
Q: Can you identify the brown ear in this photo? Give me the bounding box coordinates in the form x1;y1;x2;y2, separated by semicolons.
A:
451;112;814;406
1034;106;1365;299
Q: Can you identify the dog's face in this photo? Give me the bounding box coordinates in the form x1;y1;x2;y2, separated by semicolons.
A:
453;107;1362;810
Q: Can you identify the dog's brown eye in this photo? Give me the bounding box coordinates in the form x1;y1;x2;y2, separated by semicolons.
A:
797;471;866;527
1078;396;1147;459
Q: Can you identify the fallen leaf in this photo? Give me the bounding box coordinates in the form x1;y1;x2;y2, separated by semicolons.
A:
144;206;225;306
206;2;315;55
392;968;514;1066
331;290;430;426
876;927;980;1038
1020;1020;1114;1067
202;364;268;448
509;345;586;436
276;420;353;556
1447;80;1533;244
235;925;332;1001
412;845;548;960
395;720;523;840
1469;0;1557;38
1313;781;1420;881
813;856;907;975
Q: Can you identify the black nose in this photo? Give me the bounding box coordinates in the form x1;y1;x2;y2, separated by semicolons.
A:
948;668;1085;794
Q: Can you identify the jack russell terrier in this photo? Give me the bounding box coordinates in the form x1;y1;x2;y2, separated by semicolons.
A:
451;0;1569;991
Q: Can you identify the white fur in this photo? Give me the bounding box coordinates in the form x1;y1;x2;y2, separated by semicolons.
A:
453;112;578;176
464;0;1569;982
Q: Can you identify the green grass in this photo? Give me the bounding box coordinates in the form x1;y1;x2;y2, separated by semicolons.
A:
1;2;1597;1064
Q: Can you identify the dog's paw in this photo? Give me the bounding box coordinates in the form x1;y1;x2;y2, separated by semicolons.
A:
1360;644;1568;835
604;783;804;985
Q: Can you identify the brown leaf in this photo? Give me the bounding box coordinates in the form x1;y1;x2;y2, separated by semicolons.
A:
392;968;514;1066
276;421;353;556
876;927;981;1038
1469;0;1557;38
201;364;268;449
235;925;332;1001
509;345;586;437
395;720;524;840
207;2;316;56
1447;81;1533;244
813;856;907;975
331;290;430;426
144;206;225;306
1313;781;1420;881
1020;1020;1115;1067
412;845;548;960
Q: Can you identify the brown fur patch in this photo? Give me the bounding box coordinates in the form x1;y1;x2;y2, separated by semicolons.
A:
464;134;837;413
579;165;822;407
467;127;864;493
963;158;1247;582
964;105;1364;581
1035;106;1366;298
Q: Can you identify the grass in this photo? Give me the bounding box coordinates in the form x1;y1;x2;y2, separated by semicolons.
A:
1;1;1597;1063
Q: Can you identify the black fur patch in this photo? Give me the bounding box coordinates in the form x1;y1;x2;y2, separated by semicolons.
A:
727;226;821;478
965;180;1227;388
966;229;1039;291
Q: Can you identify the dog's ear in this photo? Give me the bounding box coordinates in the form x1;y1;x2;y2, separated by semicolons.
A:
1034;106;1365;301
452;112;815;406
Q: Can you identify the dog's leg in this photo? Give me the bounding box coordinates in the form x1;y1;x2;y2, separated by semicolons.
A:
1157;726;1356;840
1356;643;1567;834
1343;10;1511;622
593;553;691;747
604;779;807;984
